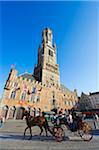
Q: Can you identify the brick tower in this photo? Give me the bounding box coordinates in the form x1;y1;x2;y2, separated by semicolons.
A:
34;28;60;87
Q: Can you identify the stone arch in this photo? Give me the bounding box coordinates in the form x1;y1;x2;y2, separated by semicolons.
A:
16;107;25;119
2;105;9;119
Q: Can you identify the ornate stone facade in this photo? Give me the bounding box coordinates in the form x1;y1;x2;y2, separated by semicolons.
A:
77;92;99;111
0;28;78;119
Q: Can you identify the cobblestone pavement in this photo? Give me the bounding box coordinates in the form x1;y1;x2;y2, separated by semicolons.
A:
0;120;99;150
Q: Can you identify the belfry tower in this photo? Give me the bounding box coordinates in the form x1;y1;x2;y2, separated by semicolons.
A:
34;28;60;87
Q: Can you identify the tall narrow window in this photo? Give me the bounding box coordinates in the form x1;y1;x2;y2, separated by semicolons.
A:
21;92;26;100
37;96;40;102
64;100;66;105
42;48;44;55
52;99;56;105
49;33;51;41
14;82;18;88
32;87;37;93
30;94;35;103
48;49;53;57
10;91;16;99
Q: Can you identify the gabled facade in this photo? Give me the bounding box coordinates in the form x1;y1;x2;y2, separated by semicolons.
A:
76;92;99;111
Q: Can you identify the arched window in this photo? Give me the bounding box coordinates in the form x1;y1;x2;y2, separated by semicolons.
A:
10;91;16;99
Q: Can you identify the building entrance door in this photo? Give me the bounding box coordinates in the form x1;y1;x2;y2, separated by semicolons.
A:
16;107;25;119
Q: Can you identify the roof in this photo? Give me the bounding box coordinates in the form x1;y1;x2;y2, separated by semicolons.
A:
81;92;91;100
89;92;99;95
60;84;71;93
18;73;35;81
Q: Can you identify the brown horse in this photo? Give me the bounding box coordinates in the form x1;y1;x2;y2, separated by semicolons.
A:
23;111;52;140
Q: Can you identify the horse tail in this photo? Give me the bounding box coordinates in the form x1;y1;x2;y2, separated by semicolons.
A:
44;118;53;135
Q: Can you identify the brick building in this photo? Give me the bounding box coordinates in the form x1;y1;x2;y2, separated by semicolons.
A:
0;28;78;119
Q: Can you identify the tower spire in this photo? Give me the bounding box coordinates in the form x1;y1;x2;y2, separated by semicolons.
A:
34;28;60;87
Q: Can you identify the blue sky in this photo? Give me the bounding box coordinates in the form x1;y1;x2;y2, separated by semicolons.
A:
0;1;98;98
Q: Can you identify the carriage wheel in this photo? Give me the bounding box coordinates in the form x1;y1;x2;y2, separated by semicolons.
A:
53;126;65;142
78;122;93;141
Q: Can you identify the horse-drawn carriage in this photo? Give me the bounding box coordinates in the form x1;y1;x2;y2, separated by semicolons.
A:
23;111;93;142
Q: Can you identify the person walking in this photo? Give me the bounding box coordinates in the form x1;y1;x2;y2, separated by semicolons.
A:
0;116;4;128
32;107;36;117
58;108;63;117
57;108;63;125
38;108;42;116
93;113;99;129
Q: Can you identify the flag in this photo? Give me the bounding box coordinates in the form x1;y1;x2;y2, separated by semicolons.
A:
19;101;24;105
